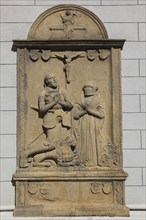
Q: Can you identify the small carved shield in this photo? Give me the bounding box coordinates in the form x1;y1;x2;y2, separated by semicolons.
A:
41;50;51;61
87;50;97;61
99;49;110;60
90;183;102;194
40;188;49;195
29;50;40;61
40;183;50;195
102;183;112;194
28;183;38;195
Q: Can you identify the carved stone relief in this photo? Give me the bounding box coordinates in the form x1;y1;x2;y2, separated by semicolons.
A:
12;4;129;217
28;5;108;40
90;182;112;195
52;10;87;39
19;47;116;169
19;66;120;170
29;50;51;62
26;181;114;205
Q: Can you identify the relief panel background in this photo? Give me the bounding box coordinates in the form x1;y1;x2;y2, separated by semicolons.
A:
25;50;112;145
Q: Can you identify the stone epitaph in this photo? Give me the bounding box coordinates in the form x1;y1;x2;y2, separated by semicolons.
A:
12;5;129;217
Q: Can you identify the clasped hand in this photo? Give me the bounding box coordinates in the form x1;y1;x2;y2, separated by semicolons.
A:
54;94;61;103
83;104;93;115
53;94;65;106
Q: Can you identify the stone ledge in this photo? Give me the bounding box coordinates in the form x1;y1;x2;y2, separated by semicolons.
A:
0;211;145;220
13;169;128;181
12;39;125;51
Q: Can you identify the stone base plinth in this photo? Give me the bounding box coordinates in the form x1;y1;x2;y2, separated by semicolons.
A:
14;204;129;217
13;170;130;217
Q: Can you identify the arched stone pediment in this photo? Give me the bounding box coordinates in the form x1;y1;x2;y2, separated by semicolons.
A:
28;4;108;40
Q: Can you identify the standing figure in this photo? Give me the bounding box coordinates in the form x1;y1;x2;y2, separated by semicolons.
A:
61;10;76;39
73;81;104;167
38;73;73;145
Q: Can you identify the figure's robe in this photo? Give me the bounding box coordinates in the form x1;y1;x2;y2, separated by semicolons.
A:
73;93;104;166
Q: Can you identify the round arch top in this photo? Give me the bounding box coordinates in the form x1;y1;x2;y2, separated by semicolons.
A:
28;4;108;40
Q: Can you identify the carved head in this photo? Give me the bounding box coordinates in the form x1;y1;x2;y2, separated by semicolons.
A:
65;10;71;16
44;73;57;89
82;81;98;97
64;54;69;59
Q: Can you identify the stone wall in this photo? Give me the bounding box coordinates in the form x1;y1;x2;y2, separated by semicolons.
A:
0;0;145;210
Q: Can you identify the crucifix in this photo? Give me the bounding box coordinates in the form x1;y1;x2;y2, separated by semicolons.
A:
55;53;83;84
49;10;86;39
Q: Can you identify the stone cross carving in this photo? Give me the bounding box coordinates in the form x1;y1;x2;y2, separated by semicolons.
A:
50;10;86;39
